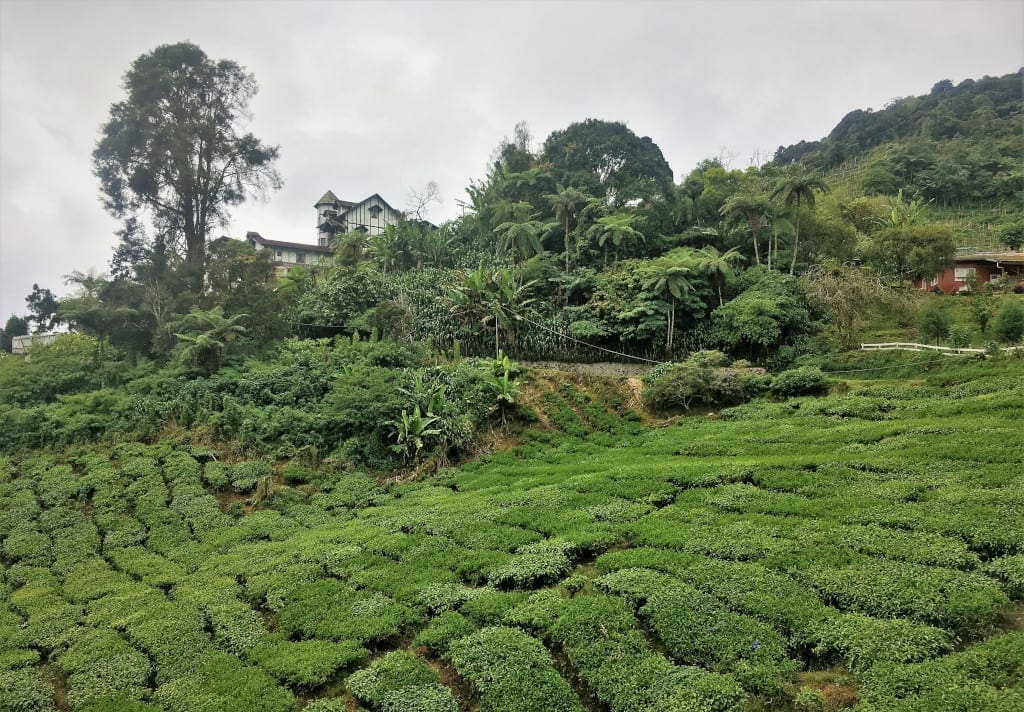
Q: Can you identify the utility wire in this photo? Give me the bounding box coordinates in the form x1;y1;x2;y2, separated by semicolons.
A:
499;305;666;365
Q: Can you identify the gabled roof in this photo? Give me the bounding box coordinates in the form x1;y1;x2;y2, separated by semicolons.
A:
339;193;398;215
315;190;341;207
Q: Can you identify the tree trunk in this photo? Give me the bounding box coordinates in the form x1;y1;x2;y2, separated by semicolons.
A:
789;196;801;276
564;216;571;272
666;297;676;354
751;227;761;266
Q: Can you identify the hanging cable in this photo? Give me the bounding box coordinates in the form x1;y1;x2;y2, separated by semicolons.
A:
499;304;666;365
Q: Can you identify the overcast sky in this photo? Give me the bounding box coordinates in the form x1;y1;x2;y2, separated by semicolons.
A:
1;0;1021;319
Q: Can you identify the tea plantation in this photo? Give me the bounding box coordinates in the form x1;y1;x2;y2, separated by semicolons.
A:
1;358;1022;711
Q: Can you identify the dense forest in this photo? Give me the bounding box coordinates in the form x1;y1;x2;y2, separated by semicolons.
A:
1;44;1023;712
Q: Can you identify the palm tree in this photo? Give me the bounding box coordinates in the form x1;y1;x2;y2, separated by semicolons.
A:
494;220;544;262
697;246;745;306
770;172;830;275
499;167;552;202
368;225;401;273
586;214;645;263
719;194;772;266
172;306;247;375
642;257;694;354
546;185;592;272
331;230;369;267
764;204;794;272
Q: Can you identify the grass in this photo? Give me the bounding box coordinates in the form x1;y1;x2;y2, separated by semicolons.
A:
0;357;1022;710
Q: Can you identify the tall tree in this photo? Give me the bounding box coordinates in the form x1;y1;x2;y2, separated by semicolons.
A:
25;284;61;333
94;42;281;291
2;315;29;353
642;257;694;354
546;185;592;272
697;246;745;306
494;220;544;262
585;214;645;264
719;194;772;266
541;119;674;206
769;172;831;275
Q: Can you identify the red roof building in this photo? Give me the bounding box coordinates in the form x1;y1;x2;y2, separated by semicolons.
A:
918;252;1024;293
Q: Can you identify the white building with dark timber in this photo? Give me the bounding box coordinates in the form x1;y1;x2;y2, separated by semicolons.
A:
315;191;401;245
246;190;402;268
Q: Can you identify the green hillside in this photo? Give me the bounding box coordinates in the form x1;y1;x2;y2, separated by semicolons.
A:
2;356;1023;711
773;70;1023;249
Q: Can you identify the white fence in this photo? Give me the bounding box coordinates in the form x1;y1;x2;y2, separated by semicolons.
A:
860;342;1020;356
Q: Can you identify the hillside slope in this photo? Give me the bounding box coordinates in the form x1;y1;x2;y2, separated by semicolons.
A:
2;357;1022;711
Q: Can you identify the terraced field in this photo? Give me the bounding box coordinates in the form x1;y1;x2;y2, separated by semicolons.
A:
2;361;1022;711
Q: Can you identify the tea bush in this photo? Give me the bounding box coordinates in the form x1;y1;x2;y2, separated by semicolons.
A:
346;651;441;707
448;626;582;712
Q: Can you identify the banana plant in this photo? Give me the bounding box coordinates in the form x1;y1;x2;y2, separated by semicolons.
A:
484;352;522;423
387;405;442;465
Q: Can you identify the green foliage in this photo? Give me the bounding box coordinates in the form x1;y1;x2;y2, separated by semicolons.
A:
489;540;573;589
94;42;280;289
948;324;972;349
998;220;1024;251
380;684;459;712
448;626;583;712
541;119;674;207
642;355;767;412
993;301;1024;343
770;367;830;397
249;638;366;688
172;306;247;376
230;460;271;493
346;651;440;707
862;224;957;283
277;580;417;643
0;668;55;711
0;334;128;406
712;272;817;362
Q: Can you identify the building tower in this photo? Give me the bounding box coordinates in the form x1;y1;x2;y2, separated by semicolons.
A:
315;190;341;246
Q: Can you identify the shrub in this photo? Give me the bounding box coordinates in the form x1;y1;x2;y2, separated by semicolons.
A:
0;668;55;711
413;611;477;656
993;302;1024;343
380;684;459;712
202;462;231;490
447;626;582;712
346;651;438;707
276;580;417;643
948;324;972;350
770;367;830;397
811;612;952;670
918;303;951;344
489;541;572;589
642;355;766;412
231;460;272;493
985;555;1024;598
250;638;366;688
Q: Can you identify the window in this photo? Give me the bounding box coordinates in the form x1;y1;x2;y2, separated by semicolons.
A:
954;267;976;281
275;249;283;260
369;205;383;217
296;252;306;265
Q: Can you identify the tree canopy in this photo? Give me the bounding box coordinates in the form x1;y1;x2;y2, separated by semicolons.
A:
93;42;281;290
541;119;674;207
